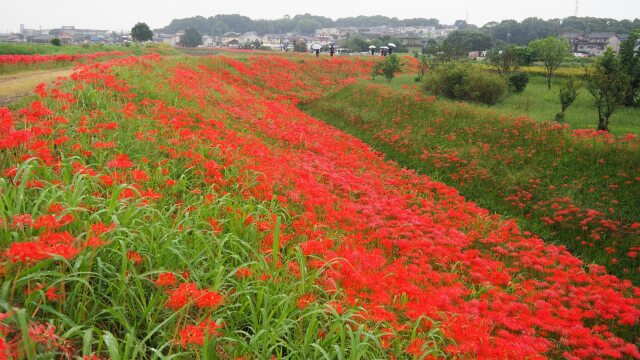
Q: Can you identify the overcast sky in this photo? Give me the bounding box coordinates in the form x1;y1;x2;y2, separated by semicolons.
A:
2;0;638;33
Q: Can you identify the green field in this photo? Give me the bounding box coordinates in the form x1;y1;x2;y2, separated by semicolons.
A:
371;73;640;135
0;42;125;55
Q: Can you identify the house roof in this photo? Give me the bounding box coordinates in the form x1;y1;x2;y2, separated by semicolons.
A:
586;32;617;39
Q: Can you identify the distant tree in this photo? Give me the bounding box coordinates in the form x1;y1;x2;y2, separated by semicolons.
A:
487;45;522;74
556;77;579;122
293;39;307;52
339;36;370;53
372;54;403;84
422;39;440;55
50;37;61;46
619;30;640;106
250;39;265;50
453;20;478;31
179;28;203;47
131;22;153;42
443;30;492;58
586;49;629;131
529;36;570;89
417;54;429;80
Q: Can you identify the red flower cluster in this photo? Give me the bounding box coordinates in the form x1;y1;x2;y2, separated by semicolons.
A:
0;52;127;66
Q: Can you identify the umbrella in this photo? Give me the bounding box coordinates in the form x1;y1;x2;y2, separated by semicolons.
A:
380;46;389;49
311;43;322;50
368;45;376;49
387;43;396;48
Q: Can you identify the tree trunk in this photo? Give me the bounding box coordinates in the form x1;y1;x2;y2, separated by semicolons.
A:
547;72;552;90
597;111;609;131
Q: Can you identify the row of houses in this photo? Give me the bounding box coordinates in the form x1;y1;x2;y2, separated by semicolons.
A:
0;25;131;45
315;26;458;39
160;26;459;51
560;32;640;56
160;31;335;51
1;22;460;50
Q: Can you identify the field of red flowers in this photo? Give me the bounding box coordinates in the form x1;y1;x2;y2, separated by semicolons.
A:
304;82;640;284
0;52;129;75
0;53;638;358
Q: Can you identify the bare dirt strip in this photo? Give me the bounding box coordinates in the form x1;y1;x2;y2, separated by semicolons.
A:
0;68;73;106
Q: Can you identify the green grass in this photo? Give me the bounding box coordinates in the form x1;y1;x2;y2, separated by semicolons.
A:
0;42;126;55
491;75;640;135
302;81;640;284
375;73;640;135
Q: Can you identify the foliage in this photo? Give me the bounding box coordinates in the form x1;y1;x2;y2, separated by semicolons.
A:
587;49;629;131
422;61;507;104
293;39;307;52
481;16;640;45
417;54;429;80
529;36;570;89
443;30;492;58
49;38;61;46
160;14;440;35
487;45;533;74
508;72;529;93
131;22;153;42
372;54;403;84
619;30;640;106
179;28;203;47
556;77;579;121
339;36;370;53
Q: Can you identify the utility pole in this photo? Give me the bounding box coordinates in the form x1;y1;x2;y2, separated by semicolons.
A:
574;0;579;17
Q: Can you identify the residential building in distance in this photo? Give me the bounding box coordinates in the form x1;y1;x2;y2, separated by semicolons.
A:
561;32;639;56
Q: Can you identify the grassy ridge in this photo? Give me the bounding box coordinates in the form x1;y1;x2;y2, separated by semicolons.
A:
302;81;640;283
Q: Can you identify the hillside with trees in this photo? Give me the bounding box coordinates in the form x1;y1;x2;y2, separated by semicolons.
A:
159;14;640;40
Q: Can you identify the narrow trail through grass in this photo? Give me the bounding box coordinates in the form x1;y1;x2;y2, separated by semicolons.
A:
0;67;72;106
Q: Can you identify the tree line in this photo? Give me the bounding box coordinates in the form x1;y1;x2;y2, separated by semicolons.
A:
158;14;441;36
158;14;639;39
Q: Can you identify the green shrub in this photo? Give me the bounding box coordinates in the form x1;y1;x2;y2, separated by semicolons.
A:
50;37;61;46
422;62;507;105
508;72;529;93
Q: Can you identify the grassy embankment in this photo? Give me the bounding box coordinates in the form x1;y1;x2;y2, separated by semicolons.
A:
0;42;178;75
302;79;640;284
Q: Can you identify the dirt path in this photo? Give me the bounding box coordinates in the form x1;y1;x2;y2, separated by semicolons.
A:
0;68;73;106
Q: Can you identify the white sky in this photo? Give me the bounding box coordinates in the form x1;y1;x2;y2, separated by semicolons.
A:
1;0;638;33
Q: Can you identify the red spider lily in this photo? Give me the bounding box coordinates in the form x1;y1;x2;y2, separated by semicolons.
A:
107;154;134;169
127;250;142;264
155;272;177;287
177;318;221;349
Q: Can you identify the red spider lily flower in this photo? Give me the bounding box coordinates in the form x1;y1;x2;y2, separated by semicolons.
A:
235;267;251;279
207;218;223;234
107;154;134;169
296;293;316;310
127;251;142;264
91;222;115;235
85;236;104;248
45;287;60;302
12;214;33;228
178;324;204;348
155;272;177;287
195;290;223;310
406;338;424;356
167;282;199;310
